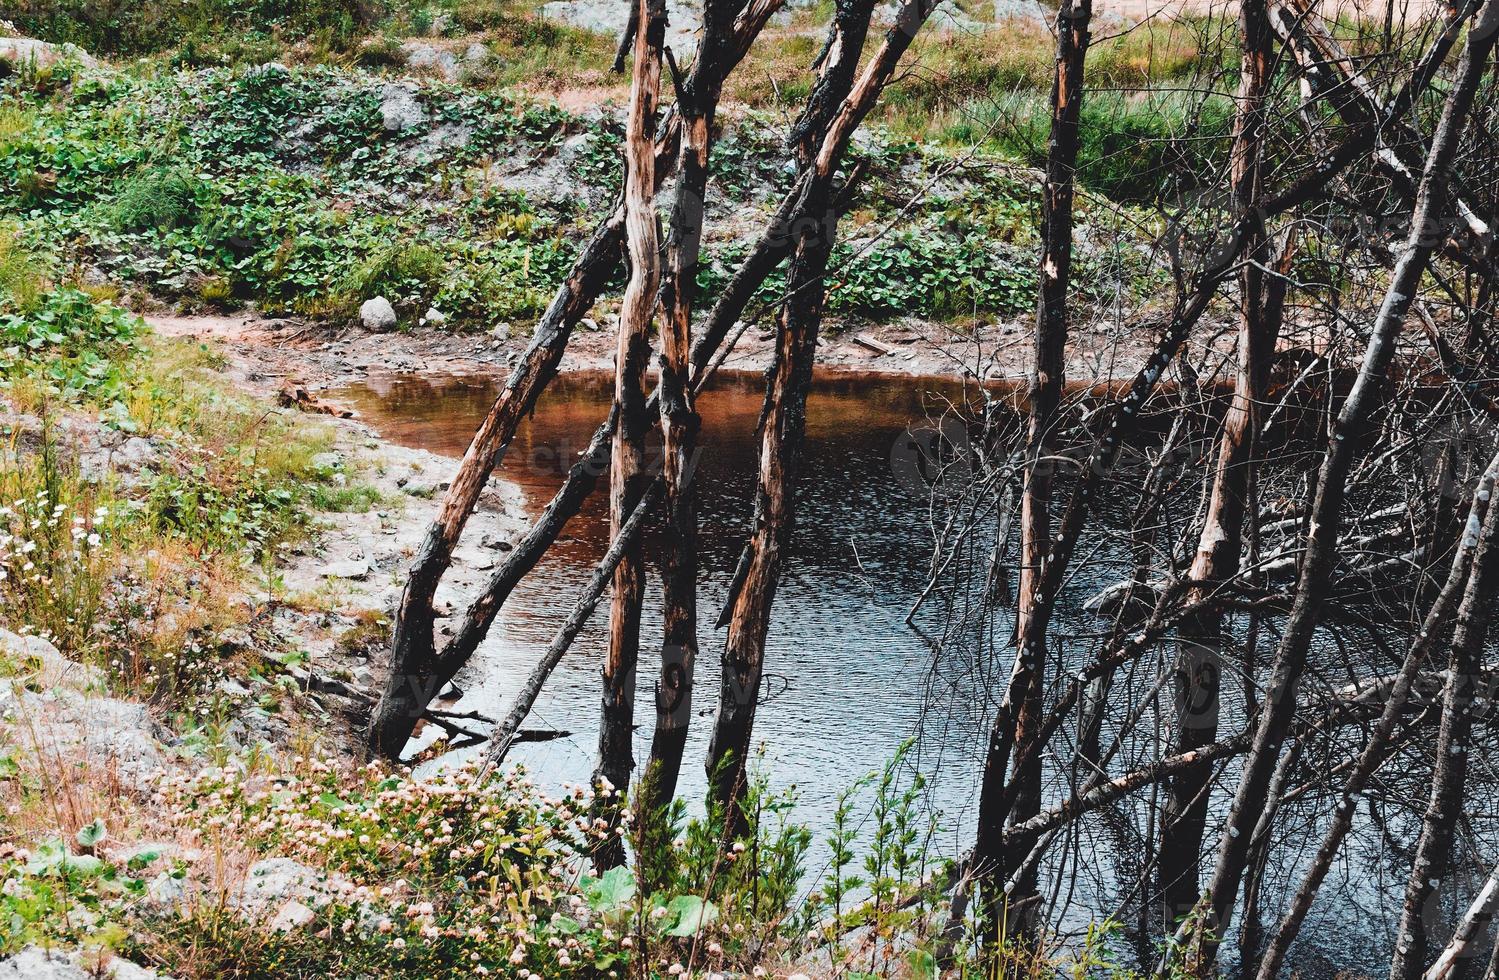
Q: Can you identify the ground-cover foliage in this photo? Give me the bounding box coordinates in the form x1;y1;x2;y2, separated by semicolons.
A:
0;736;1153;978
0;52;1164;334
0;225;375;706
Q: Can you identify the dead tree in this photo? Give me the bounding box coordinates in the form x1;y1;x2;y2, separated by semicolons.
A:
366;0;783;762
705;0;940;819
1425;857;1499;980
704;0;877;814
593;0;667;867
1157;0;1279;930
476;8;919;779
642;0;744;814
978;0;1093;939
1183;2;1499;966
1390;468;1499;978
1253;451;1499;980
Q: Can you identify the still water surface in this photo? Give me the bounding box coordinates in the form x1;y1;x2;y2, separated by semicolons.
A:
332;368;1390;975
333;369;1000;840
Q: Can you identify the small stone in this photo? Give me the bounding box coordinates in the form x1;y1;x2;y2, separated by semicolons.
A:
423;306;446;327
321;557;371;580
379;83;427;133
146;872;187;906
271;899;316;931
309;451;343;475
360;296;398;332
239;858;328;913
114;436;158;470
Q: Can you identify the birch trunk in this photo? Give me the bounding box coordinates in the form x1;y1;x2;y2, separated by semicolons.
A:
1185;4;1499;967
1158;0;1276;928
973;0;1092;939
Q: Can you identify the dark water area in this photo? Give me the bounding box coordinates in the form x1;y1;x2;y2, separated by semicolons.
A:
332;370;1096;844
331;368;1402;976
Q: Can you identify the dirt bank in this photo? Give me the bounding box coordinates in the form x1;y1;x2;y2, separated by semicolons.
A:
147;309;1157;398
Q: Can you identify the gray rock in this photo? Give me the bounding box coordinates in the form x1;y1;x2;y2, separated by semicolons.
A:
992;0;1049;25
401;41;460;81
0;629;106;691
0;945;160;979
360;296;398;332
309;451;344;475
114;436;158;471
146;871;188;906
541;0;700;54
422;306;446;327
245;61;290;79
0;947;82;980
379;83;427;132
321;556;371;580
238;857;335;912
271;898;316;931
0;37;98;71
0;687;165;787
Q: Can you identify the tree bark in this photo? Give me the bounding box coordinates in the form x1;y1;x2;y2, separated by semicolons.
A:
642;0;741;815
467;0;912;776
705;0;939;822
963;6;1395;915
1158;0;1277;929
1424;859;1499;980
705;0;875;821
1391;477;1499;979
1252;445;1499;978
1184;4;1499;967
973;0;1092;939
593;0;666;868
366;0;785;763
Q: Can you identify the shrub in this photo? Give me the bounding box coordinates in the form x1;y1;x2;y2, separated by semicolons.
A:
982;87;1237;202
101;165;203;233
9;0;389;57
0;225;47;311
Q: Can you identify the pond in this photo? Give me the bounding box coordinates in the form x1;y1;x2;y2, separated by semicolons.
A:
330;367;1391;976
331;370;1089;833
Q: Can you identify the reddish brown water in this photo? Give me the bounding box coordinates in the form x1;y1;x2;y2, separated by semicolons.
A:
331;367;1393;976
333;368;1013;813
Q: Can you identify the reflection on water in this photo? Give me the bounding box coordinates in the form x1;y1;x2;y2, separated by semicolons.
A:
330;368;1388;976
333;369;1017;837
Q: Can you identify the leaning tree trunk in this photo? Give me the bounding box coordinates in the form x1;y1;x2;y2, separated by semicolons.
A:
1390;473;1499;980
1157;0;1276;931
365;0;785;764
704;0;939;823
593;0;666;870
1245;451;1499;979
1183;4;1499;969
705;0;875;822
368;208;630;761
472;0;908;777
642;0;742;815
974;0;1091;941
1425;857;1499;980
1250;395;1499;974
